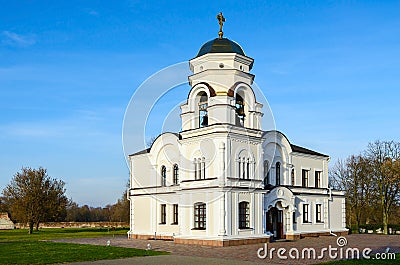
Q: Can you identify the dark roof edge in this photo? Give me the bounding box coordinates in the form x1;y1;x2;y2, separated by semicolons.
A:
290;144;329;158
264;130;329;158
129;148;150;156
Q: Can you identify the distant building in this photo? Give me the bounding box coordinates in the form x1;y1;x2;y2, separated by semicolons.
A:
0;212;15;230
128;16;347;246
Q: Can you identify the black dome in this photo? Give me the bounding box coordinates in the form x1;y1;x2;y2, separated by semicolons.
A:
196;38;245;58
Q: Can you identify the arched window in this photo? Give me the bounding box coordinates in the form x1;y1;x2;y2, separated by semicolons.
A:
264;160;270;187
238;158;241;178
239;201;250;229
202;157;206;179
173;164;179;185
238;154;252;180
198;92;208;128
235;94;245;126
194;158;205;180
275;162;281;186
291;168;295;186
194;202;206;229
161;165;166;186
246;159;250;179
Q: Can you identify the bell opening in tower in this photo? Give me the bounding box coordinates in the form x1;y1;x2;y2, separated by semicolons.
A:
235;94;245;126
198;92;208;128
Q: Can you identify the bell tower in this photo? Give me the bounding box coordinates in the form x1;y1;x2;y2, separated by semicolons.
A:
180;18;263;132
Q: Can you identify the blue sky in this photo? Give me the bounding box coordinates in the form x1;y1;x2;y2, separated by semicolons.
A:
1;1;399;206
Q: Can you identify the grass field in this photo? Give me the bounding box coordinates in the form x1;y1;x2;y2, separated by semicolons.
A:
0;227;129;242
0;228;168;264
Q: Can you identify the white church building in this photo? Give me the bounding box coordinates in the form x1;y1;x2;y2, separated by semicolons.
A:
128;17;347;246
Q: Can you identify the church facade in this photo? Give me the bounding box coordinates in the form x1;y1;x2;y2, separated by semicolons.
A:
128;22;347;246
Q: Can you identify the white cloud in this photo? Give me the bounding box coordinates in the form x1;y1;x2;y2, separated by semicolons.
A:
2;31;36;47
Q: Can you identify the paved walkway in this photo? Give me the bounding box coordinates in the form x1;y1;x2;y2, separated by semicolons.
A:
67;255;268;265
57;234;400;265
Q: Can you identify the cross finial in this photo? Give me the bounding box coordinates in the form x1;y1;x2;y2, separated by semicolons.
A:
216;12;225;39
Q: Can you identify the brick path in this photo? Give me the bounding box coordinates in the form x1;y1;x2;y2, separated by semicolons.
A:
55;234;400;265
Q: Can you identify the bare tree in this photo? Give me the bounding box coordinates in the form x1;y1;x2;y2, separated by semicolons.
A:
330;155;376;229
365;140;400;234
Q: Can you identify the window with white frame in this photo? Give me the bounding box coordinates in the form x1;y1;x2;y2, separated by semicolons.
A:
194;202;206;229
316;204;322;223
275;162;281;185
303;204;310;223
194;158;206;180
238;201;250;229
161;165;167;186
160;204;166;224
291;168;295;186
315;171;322;188
238;156;252;179
172;204;178;225
302;169;309;187
263;160;270;187
173;164;179;185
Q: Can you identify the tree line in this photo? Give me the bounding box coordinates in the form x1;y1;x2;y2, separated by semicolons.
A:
330;140;400;234
0;167;129;234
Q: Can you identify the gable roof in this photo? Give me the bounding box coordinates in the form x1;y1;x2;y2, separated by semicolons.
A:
129;132;181;157
129;148;150;156
290;144;329;158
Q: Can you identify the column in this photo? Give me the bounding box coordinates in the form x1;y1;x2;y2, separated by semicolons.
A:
219;193;226;236
219;141;227;236
219;142;226;185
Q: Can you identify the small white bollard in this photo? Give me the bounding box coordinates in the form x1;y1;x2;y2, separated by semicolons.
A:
106;240;111;246
147;243;152;250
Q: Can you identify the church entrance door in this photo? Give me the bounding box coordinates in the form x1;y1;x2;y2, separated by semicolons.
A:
266;207;283;239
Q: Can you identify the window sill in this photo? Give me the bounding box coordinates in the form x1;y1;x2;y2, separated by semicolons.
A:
171;223;178;225
238;228;253;231
228;177;257;181
159;223;166;225
181;178;217;183
191;228;206;230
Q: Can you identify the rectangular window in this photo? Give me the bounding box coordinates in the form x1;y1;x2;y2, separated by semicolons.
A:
160;204;166;224
202;161;206;179
315;171;322;188
291;169;295;186
195;160;206;180
239;202;250;229
302;169;309;187
238;161;241;179
194;203;206;229
173;204;178;224
198;161;201;179
246;162;250;179
303;204;309;223
194;162;197;180
316;204;322;223
173;165;179;184
293;211;297;223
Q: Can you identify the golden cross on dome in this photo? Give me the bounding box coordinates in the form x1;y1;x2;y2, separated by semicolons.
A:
217;12;225;39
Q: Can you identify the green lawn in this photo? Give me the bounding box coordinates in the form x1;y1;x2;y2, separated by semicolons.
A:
320;253;399;264
0;227;129;242
0;228;168;264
